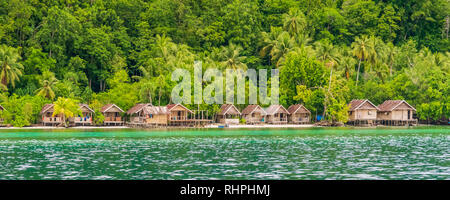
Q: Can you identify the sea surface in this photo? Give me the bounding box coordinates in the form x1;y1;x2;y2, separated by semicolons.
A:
0;126;448;180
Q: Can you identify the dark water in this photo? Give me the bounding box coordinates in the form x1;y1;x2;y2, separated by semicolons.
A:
0;127;448;180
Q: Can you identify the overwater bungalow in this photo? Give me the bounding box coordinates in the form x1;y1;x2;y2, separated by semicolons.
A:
264;105;289;124
70;104;94;126
40;104;63;126
145;106;170;126
241;105;266;124
377;100;417;126
101;104;125;126
216;104;241;125
348;99;378;126
166;104;194;126
287;104;311;124
126;103;153;124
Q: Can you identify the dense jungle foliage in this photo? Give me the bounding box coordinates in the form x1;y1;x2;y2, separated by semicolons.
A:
0;0;448;126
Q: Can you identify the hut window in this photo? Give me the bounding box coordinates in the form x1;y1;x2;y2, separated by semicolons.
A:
349;111;352;115
368;111;372;115
252;113;255;117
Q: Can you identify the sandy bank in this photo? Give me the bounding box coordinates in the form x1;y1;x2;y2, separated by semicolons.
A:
0;126;130;130
204;124;316;128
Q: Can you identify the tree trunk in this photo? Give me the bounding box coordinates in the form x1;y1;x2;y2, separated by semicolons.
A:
149;92;152;105
158;88;162;106
356;58;362;86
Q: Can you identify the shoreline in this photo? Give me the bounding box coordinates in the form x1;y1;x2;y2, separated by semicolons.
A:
0;123;445;130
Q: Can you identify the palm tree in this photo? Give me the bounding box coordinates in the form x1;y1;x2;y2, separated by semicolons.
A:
260;26;283;65
351;35;371;86
385;42;397;77
134;66;154;104
36;71;58;100
155;34;176;61
282;8;307;37
52;97;80;127
219;43;247;70
0;45;24;88
271;32;296;67
314;40;338;68
338;56;356;80
155;74;166;106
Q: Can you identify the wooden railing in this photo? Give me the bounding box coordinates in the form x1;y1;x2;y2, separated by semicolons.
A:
224;118;239;124
42;117;62;122
170;116;188;121
104;117;122;122
73;117;92;122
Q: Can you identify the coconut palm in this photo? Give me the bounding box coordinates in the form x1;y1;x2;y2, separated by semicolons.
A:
282;8;307;37
36;71;58;100
384;42;397;77
219;43;247;70
260;26;283;64
134;66;155;104
314;40;339;68
52;97;81;127
155;34;176;61
351;35;372;86
0;45;24;88
338;56;356;80
271;32;296;67
155;74;167;106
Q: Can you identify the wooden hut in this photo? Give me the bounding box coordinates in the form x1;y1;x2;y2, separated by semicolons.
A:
101;104;124;126
348;99;378;126
264;105;289;124
216;104;241;125
126;103;152;124
40;104;63;126
166;104;194;126
241;105;266;124
287;104;311;124
377;100;417;126
70;104;94;126
145;106;170;126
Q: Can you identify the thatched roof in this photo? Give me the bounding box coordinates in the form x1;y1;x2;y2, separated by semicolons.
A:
348;99;378;111
145;106;170;115
378;100;416;112
40;104;54;114
265;105;289;115
79;104;94;113
287;104;311;114
100;104;124;113
166;104;193;113
242;105;266;115
126;103;152;114
218;104;241;115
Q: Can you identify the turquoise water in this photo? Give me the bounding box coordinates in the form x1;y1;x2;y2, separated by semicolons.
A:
0;127;448;180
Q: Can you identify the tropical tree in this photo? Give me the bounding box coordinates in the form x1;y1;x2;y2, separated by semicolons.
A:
315;40;338;68
270;32;297;67
338;56;356;80
52;97;80;127
0;45;24;88
219;43;247;69
260;26;283;65
282;8;307;36
351;35;372;86
384;42;398;77
36;71;58;100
